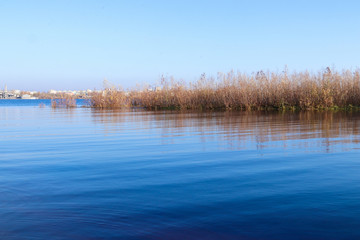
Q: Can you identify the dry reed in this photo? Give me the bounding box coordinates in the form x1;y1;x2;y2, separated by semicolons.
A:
90;89;130;109
90;68;360;111
51;94;77;108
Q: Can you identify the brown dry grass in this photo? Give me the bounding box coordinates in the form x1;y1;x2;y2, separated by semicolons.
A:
51;94;77;108
90;89;130;109
90;68;360;111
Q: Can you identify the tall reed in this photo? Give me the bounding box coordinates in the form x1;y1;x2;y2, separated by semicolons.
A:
90;89;130;109
90;68;360;111
51;94;77;108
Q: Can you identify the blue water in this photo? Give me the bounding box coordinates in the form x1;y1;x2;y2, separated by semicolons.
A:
0;99;88;107
1;100;360;239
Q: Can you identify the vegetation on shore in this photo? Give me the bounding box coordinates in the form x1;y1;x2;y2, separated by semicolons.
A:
53;68;360;111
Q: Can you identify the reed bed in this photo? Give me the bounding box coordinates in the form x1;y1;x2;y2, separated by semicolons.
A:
51;94;77;108
90;89;130;108
90;68;360;111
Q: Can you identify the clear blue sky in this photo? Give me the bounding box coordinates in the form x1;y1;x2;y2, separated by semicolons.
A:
0;0;359;91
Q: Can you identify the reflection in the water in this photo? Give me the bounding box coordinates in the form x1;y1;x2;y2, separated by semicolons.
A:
90;110;360;153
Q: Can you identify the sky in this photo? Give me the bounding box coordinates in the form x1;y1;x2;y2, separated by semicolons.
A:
0;0;359;91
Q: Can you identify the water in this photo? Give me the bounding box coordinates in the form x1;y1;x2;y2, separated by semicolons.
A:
0;99;87;107
1;100;360;239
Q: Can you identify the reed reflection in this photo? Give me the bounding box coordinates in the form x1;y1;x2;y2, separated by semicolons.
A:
90;109;360;152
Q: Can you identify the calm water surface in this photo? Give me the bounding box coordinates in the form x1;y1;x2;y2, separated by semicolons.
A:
1;100;360;239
